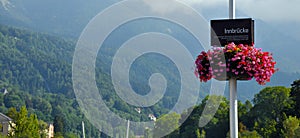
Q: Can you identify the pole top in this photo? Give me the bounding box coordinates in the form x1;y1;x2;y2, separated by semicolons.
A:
229;0;235;19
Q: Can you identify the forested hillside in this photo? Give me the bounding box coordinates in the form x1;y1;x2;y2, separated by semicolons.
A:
0;24;100;137
0;24;73;96
0;24;176;137
159;80;300;138
1;23;300;137
1;0;300;137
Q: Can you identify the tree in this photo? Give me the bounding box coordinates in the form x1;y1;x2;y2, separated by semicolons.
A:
252;86;292;120
28;114;40;138
294;127;300;138
39;120;48;138
249;87;292;137
254;119;277;138
179;95;228;138
239;130;262;138
237;122;262;138
291;80;300;117
239;100;252;122
153;112;180;138
144;128;152;138
7;106;40;138
53;116;64;135
64;132;78;138
54;132;64;138
283;116;300;138
4;93;24;109
195;128;205;138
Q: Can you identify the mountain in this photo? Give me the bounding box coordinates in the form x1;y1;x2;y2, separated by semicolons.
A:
0;1;300;136
0;24;102;136
0;0;119;38
0;24;74;95
0;25;180;137
1;0;300;101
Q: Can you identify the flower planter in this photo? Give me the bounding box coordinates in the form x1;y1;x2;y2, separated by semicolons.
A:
214;72;252;81
195;43;277;85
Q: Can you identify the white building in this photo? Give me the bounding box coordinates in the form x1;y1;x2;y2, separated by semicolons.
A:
0;112;13;136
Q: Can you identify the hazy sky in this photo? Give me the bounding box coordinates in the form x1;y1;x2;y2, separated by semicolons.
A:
0;0;11;10
141;0;300;41
181;0;300;23
142;0;300;23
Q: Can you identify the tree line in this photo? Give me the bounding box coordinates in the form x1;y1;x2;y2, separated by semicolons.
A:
151;79;300;138
1;23;300;138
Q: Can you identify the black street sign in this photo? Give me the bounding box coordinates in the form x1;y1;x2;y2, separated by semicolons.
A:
211;18;254;46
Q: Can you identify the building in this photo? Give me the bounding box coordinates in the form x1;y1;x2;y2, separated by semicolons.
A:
0;112;13;136
0;112;54;137
1;88;8;95
45;124;54;138
148;114;156;121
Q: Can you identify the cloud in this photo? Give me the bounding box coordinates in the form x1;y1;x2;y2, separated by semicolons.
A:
0;0;13;11
180;0;226;7
237;0;300;22
143;0;182;15
179;0;300;22
142;0;195;15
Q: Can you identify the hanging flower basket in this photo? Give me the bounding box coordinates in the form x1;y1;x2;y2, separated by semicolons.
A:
194;43;278;85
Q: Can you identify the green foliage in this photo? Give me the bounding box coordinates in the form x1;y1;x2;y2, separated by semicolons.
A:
39;120;48;138
239;130;262;138
0;24;176;137
179;95;229;138
294;127;300;138
1;22;300;138
253;86;292;119
255;119;277;138
54;132;64;138
144;128;152;138
0;24;74;96
0;134;7;138
7;106;40;138
53;116;64;134
236;122;262;138
153;112;180;138
291;79;300;117
248;86;293;137
195;129;205;138
4;94;24;109
239;100;252;118
164;85;299;138
283;116;300;138
0;86;101;137
64;132;78;138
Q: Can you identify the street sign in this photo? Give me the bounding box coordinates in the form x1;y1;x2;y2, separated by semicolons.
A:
211;18;254;46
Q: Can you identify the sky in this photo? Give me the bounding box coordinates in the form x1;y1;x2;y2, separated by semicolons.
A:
144;0;300;23
1;0;299;41
158;0;300;23
0;0;12;10
140;0;300;41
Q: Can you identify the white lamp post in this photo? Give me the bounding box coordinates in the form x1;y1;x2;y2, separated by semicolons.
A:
229;0;238;138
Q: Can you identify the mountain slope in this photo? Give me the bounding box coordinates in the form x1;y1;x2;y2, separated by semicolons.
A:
0;0;119;38
0;24;74;95
0;23;177;137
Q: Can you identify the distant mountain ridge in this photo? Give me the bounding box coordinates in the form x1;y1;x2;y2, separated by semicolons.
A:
0;24;74;95
1;1;300;102
0;0;119;38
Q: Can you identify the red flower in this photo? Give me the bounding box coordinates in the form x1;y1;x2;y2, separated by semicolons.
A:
195;43;278;85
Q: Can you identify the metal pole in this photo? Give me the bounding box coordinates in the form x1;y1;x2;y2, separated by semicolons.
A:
82;121;86;138
126;120;130;138
229;0;238;138
229;0;236;19
229;78;238;138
